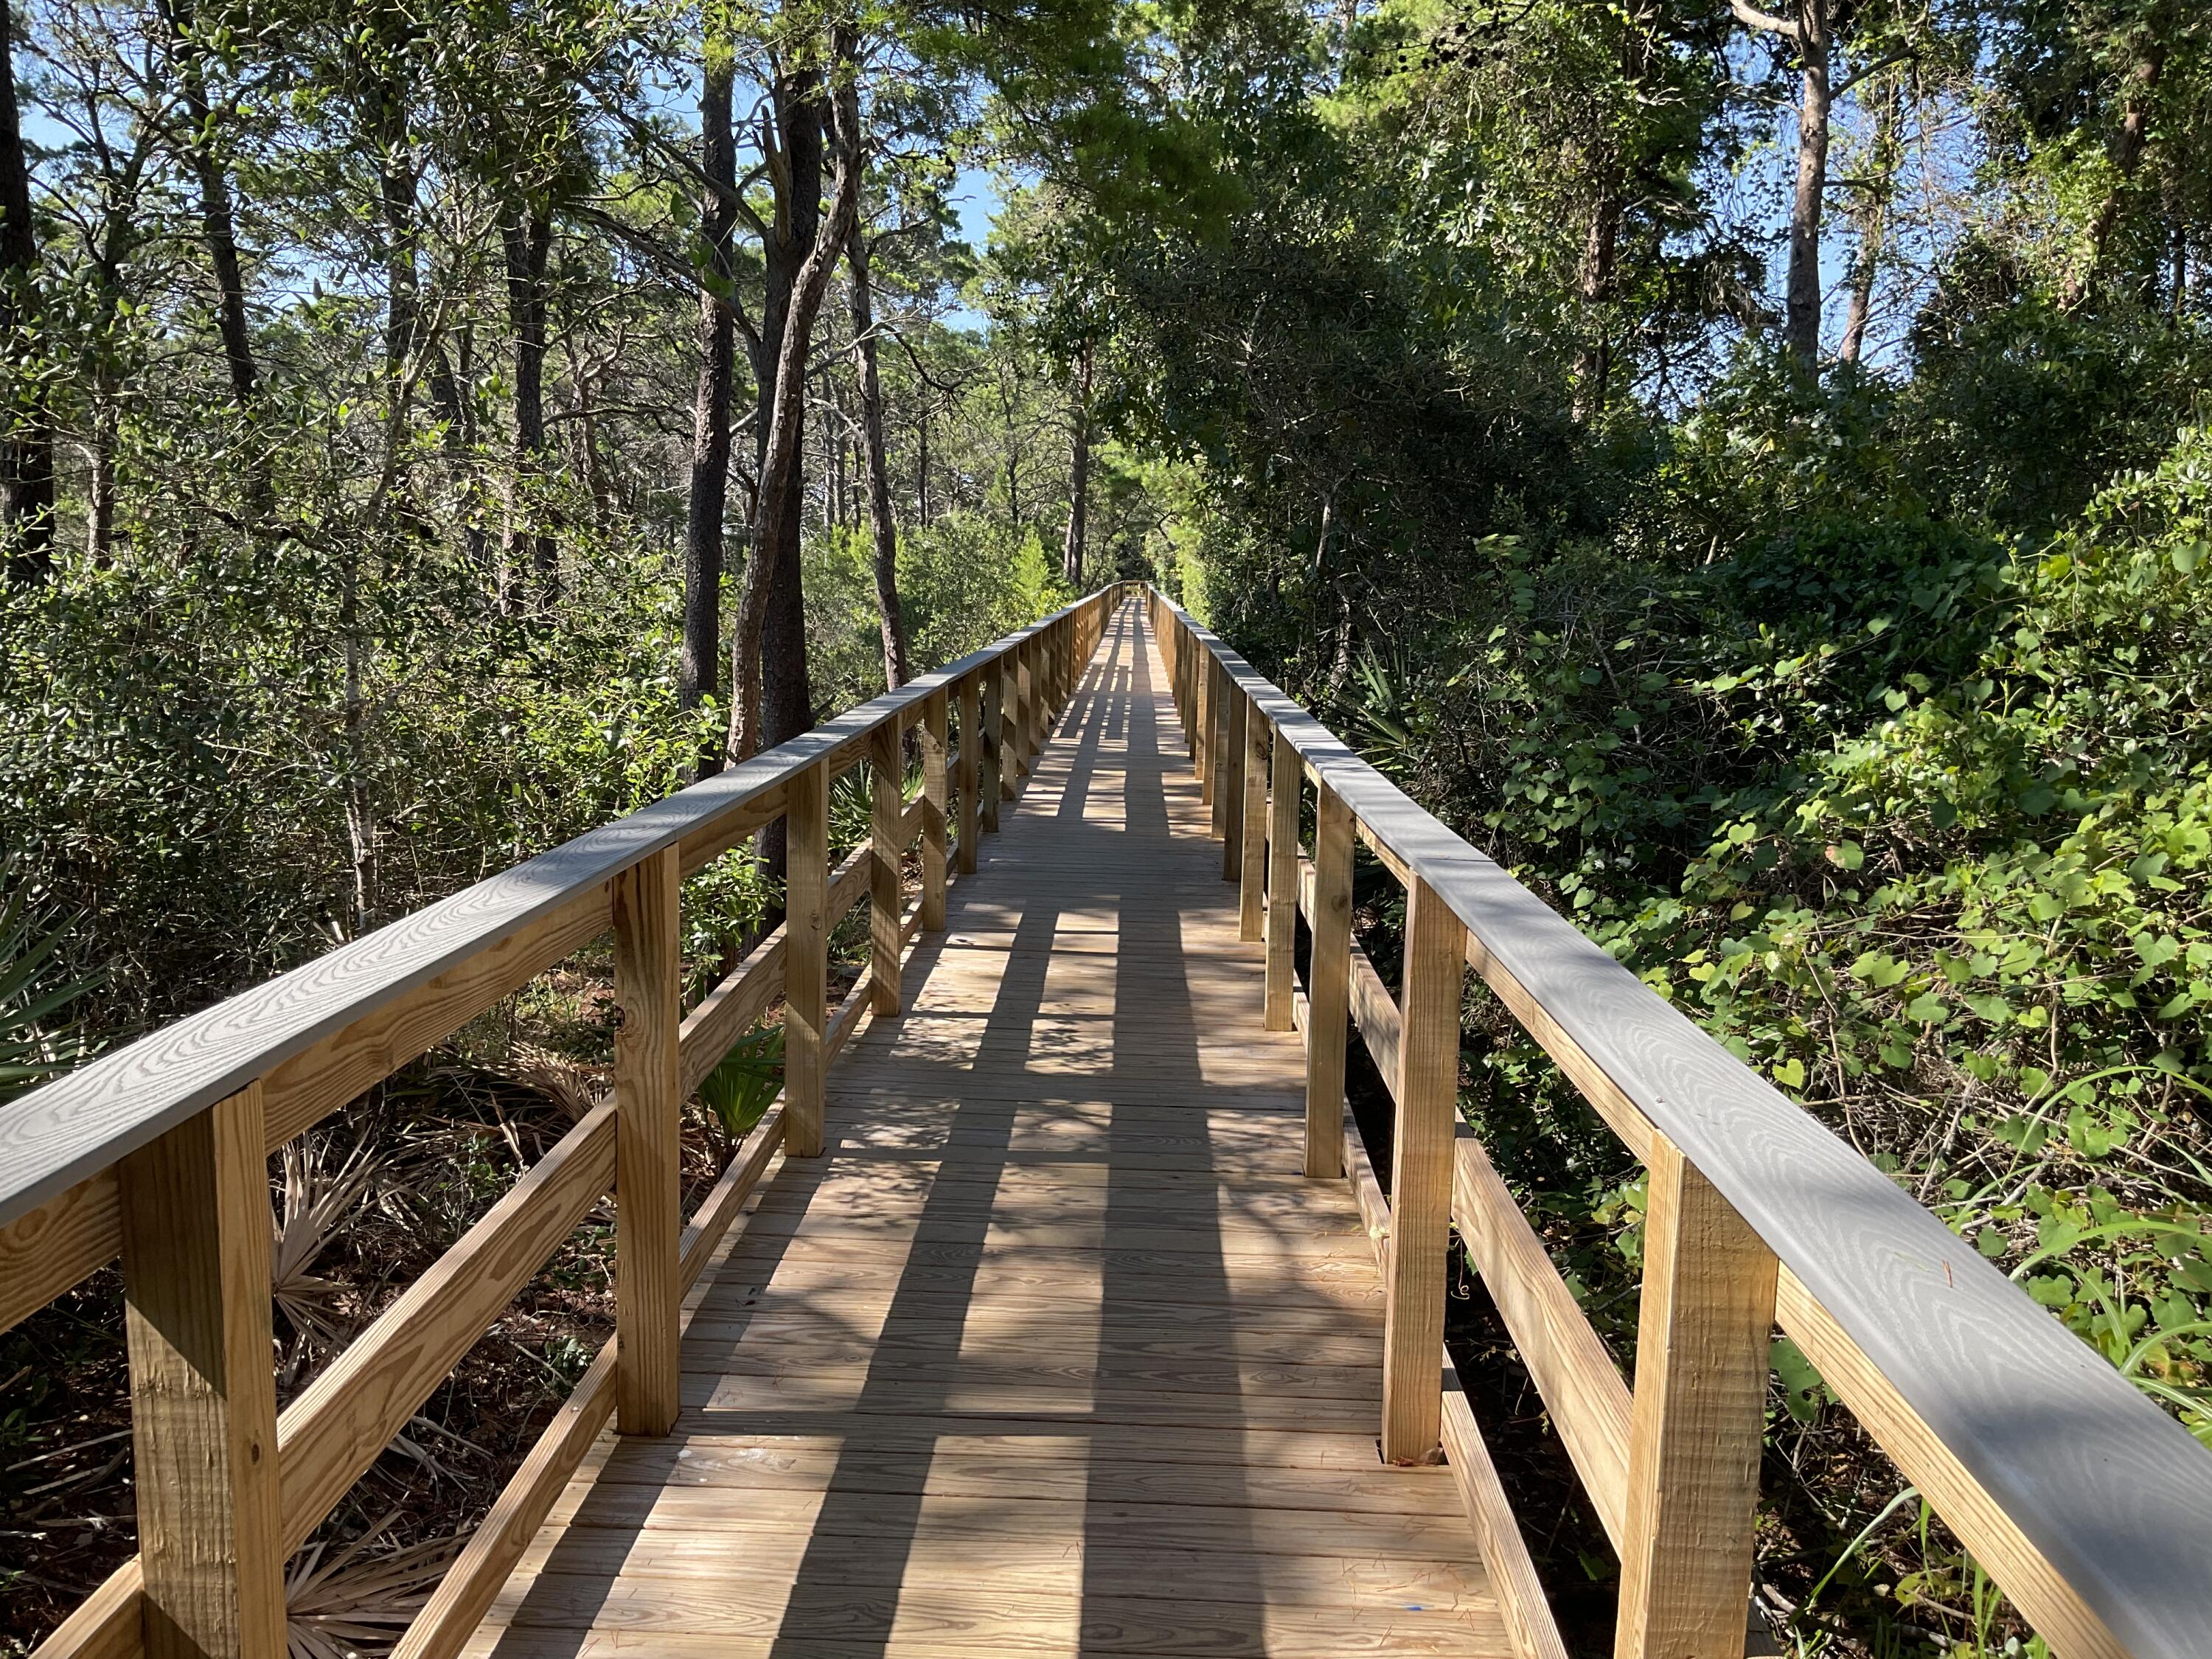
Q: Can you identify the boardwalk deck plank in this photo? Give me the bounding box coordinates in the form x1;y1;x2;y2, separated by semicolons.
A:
465;608;1509;1659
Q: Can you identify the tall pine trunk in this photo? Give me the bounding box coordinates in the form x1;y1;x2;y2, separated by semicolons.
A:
728;35;863;766
682;49;737;764
1783;0;1832;367
1061;343;1091;588
0;0;53;581
1837;73;1902;364
846;226;908;689
500;204;555;609
161;0;256;411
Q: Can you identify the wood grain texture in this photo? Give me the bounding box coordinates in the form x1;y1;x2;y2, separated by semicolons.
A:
1348;935;1403;1102
676;931;786;1101
278;1106;616;1550
459;601;1508;1659
1238;698;1268;939
612;848;682;1438
0;1166;118;1335
783;760;830;1159
1220;684;1248;882
1264;723;1298;1031
956;676;981;874
1153;591;2212;1659
922;689;950;931
27;1562;141;1659
119;1083;285;1659
869;721;905;1018
1304;794;1353;1181
1615;1134;1777;1659
678;1107;787;1294
1453;1130;1632;1551
1380;876;1461;1466
982;658;1005;827
1775;1268;2129;1659
0;591;1118;1232
1443;1385;1571;1659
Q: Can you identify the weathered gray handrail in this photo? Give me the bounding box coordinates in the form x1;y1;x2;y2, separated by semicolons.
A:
0;593;1102;1229
1153;588;2212;1659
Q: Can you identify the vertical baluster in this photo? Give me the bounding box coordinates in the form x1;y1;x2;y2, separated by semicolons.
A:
922;689;949;928
1238;700;1267;938
1304;787;1353;1177
1381;873;1462;1464
1006;648;1027;795
784;759;830;1158
956;675;981;874
1615;1136;1777;1659
869;720;904;1015
119;1082;286;1659
985;655;1008;819
1220;684;1247;873
612;843;682;1436
1265;722;1299;1031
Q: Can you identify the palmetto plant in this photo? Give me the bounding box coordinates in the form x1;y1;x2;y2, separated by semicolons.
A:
285;1514;461;1659
698;1023;784;1141
0;872;101;1105
271;1137;389;1349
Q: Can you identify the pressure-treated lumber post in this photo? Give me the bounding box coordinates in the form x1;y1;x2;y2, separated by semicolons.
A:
1239;701;1267;937
983;659;1006;823
956;675;981;874
611;843;681;1436
1381;874;1462;1464
1004;650;1025;794
1304;787;1353;1178
784;759;830;1157
869;719;904;1016
1194;645;1214;799
1015;639;1034;779
922;689;950;924
1615;1135;1778;1659
119;1082;285;1659
1265;723;1299;1029
1220;685;1248;874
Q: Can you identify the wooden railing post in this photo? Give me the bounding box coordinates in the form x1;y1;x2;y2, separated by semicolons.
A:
611;843;681;1436
1264;723;1298;1030
1239;700;1267;938
119;1082;286;1659
984;658;1007;821
1304;787;1353;1178
1381;873;1463;1464
869;720;905;1016
922;689;949;928
784;759;830;1158
1001;651;1023;799
1195;648;1214;800
1220;683;1246;868
1615;1135;1777;1659
956;675;981;874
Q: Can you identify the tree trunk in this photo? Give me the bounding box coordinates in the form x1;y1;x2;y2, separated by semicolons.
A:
728;36;864;765
501;204;555;609
1784;0;1832;367
161;0;257;411
0;0;54;582
1837;72;1902;364
847;226;909;689
1062;343;1092;588
682;50;737;764
2062;21;2169;311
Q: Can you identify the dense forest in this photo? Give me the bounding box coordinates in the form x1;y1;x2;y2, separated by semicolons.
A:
3;0;2210;1654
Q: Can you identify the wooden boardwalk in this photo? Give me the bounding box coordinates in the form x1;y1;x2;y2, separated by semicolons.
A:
467;608;1511;1658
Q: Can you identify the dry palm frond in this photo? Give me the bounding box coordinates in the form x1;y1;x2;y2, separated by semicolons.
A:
285;1514;462;1659
493;1042;607;1124
272;1137;384;1346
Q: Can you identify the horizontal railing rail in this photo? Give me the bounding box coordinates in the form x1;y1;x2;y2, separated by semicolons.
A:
0;583;1124;1659
1148;586;2212;1659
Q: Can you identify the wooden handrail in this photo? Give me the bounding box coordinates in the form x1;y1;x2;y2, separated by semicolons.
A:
4;584;1127;1659
1150;586;2212;1659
